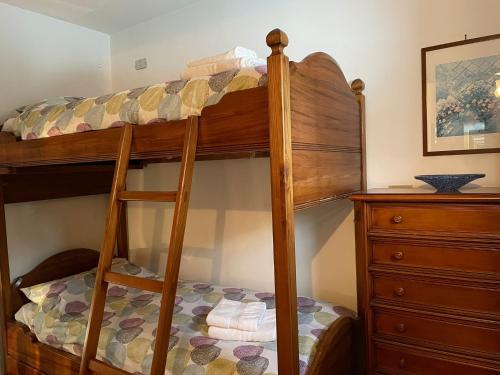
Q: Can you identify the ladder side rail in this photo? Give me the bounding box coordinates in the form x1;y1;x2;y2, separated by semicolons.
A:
149;116;199;375
79;124;133;375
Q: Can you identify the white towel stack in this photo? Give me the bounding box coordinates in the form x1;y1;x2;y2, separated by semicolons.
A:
206;298;276;342
181;47;266;80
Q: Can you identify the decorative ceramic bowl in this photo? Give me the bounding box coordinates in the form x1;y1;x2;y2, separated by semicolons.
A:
414;174;486;193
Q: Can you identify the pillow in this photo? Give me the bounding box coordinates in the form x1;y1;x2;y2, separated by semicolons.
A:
14;302;38;328
21;258;159;307
1;117;21;136
1;97;85;136
15;96;84;115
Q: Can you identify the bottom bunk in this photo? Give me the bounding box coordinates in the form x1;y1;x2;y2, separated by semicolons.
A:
5;249;360;375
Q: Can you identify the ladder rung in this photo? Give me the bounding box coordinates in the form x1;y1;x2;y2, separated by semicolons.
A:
104;272;163;293
117;191;177;202
89;359;130;375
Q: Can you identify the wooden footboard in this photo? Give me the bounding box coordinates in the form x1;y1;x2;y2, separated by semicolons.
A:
6;322;82;375
313;315;362;375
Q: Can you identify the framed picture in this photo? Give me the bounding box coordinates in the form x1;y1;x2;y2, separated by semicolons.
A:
422;34;500;156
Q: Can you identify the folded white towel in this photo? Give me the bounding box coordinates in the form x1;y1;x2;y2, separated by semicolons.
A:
187;46;258;68
181;57;266;80
206;298;267;332
208;309;276;342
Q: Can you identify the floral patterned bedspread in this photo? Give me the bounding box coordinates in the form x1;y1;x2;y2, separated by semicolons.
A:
3;67;267;140
16;259;352;375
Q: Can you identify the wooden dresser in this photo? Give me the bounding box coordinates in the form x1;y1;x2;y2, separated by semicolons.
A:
351;188;500;374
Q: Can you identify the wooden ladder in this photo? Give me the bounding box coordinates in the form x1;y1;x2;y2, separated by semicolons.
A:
79;116;199;375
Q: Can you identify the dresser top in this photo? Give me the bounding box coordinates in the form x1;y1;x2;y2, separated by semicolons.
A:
351;187;500;202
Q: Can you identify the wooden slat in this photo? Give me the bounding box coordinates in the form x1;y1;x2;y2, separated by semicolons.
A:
266;29;300;375
2;170;113;204
117;191;177;202
88;359;130;375
103;272;163;294
150;116;199;375
79;124;133;375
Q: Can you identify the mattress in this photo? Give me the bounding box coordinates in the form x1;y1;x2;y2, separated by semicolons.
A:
15;258;352;375
3;66;267;140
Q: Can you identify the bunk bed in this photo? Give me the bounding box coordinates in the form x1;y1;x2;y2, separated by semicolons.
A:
0;29;366;375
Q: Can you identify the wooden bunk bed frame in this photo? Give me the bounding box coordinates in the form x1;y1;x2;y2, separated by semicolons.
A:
0;29;366;375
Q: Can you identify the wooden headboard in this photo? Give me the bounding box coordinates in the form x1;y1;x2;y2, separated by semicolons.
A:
10;248;100;317
289;52;366;209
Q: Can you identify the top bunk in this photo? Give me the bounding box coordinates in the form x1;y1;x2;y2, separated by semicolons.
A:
0;29;366;209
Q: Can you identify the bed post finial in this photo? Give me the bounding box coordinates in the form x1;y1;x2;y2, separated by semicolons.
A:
351;78;365;94
266;28;289;55
351;78;367;191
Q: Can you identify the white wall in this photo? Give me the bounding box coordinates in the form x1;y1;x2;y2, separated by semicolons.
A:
0;3;112;278
111;0;500;311
0;3;111;120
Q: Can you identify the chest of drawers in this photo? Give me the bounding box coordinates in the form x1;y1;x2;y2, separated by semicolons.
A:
351;189;500;374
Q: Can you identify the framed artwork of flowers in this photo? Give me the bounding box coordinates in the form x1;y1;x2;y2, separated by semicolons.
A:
422;33;500;155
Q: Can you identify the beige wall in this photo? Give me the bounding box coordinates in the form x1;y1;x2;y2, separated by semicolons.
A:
111;0;500;311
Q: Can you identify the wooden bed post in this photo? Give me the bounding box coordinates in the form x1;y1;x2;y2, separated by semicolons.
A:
0;180;11;374
266;29;300;375
351;79;367;191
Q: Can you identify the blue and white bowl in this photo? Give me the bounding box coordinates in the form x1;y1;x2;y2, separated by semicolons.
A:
414;174;486;193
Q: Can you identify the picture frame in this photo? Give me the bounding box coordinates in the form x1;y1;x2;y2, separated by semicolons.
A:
422;33;500;156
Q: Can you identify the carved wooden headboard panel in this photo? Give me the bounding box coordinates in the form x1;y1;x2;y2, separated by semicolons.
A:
289;52;366;208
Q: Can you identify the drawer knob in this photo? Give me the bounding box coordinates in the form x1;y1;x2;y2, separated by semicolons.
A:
394;287;405;297
392;251;404;260
392;215;403;224
399;358;406;369
396;323;406;332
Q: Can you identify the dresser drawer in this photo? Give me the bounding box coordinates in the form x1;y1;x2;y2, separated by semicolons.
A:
373;274;500;317
372;242;500;275
375;342;500;374
374;309;500;356
370;204;500;235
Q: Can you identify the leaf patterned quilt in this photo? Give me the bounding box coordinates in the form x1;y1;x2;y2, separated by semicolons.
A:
3;67;267;140
16;258;352;375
